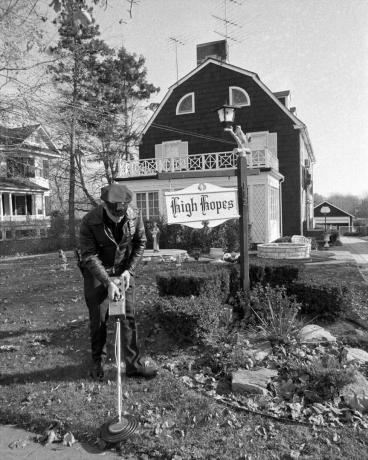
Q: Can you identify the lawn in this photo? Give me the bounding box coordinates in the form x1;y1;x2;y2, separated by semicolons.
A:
1;253;368;459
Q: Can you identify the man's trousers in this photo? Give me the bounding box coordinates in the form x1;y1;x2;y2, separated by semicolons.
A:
83;273;141;372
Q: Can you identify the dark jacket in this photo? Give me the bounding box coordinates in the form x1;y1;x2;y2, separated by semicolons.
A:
79;204;147;287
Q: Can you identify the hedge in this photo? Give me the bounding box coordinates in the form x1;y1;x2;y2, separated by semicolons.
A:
287;280;351;321
229;263;301;296
156;267;230;300
154;295;225;344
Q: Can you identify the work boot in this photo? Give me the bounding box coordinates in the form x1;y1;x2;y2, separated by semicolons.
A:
126;362;158;380
90;361;104;381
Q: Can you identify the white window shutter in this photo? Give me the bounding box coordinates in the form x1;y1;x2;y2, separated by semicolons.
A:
268;133;278;157
155;144;163;160
178;141;188;159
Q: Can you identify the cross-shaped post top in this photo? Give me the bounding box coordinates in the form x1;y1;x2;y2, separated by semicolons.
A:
225;125;251;157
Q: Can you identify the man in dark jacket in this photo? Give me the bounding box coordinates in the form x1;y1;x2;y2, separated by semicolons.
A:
79;183;157;381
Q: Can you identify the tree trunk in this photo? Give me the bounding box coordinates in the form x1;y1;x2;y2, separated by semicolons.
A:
68;56;78;246
75;151;98;207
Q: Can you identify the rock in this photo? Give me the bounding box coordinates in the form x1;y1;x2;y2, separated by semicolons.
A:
298;325;336;343
249;341;273;362
341;371;368;413
232;368;278;395
345;347;368;364
209;247;224;259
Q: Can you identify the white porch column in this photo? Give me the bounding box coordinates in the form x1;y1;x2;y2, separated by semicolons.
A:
43;195;46;218
8;193;13;217
0;192;3;221
32;194;36;216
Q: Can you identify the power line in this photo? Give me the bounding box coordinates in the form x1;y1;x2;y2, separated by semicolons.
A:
151;122;234;146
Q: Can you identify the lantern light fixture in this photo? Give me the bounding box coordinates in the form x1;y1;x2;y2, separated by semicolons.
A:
216;104;236;126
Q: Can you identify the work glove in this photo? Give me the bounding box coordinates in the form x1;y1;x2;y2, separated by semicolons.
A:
121;270;131;290
107;280;122;301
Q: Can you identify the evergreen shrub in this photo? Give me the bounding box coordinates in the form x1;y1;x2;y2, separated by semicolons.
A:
154;295;224;344
287;280;351;321
229;262;301;296
143;219;241;253
156;267;230;300
344;231;359;237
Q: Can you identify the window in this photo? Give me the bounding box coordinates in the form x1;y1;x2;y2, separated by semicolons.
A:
136;193;147;218
15;229;37;239
148;192;159;219
136;192;159;220
176;92;195;115
229;86;250;107
11;195;32;216
42;160;49;179
6;157;35;178
45;196;51;216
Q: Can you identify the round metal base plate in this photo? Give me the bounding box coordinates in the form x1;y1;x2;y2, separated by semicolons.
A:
99;417;138;444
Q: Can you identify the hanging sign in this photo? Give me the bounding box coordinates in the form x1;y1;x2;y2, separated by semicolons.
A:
320;206;331;215
164;183;239;228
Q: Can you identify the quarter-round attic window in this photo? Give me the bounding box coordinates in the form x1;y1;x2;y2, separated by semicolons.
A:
176;92;195;115
229;86;250;107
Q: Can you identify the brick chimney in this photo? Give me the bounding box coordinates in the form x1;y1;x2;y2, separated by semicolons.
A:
197;40;228;66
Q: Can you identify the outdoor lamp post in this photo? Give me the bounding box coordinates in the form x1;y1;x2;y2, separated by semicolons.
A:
216;104;258;292
320;205;331;249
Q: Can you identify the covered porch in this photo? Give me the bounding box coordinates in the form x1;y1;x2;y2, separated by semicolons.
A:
1;191;48;222
0;177;49;223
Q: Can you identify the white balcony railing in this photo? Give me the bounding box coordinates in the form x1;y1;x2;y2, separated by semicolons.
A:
0;214;49;223
119;149;278;178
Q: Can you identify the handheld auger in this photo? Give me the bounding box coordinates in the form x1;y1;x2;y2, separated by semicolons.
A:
99;277;138;446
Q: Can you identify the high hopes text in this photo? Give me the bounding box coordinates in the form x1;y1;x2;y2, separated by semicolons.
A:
170;194;235;218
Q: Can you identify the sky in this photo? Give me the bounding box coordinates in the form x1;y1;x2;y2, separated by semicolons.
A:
56;0;368;197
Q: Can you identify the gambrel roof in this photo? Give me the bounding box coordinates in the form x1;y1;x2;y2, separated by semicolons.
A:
142;58;315;161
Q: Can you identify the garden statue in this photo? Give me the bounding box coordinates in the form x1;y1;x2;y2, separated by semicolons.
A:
59;249;67;270
150;222;160;252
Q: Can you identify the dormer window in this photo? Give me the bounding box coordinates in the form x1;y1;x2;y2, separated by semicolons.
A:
229;86;250;107
176;92;195;115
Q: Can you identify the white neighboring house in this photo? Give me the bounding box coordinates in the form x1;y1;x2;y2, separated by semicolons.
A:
0;124;60;243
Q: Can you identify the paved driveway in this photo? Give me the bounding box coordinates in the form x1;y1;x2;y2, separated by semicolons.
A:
0;424;120;460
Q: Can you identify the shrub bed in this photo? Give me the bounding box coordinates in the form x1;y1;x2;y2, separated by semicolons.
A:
278;346;356;403
156;267;230;299
154;295;224;344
